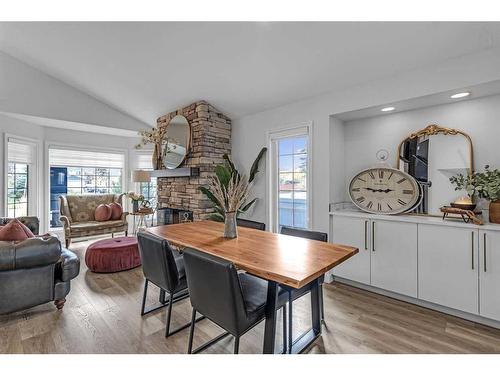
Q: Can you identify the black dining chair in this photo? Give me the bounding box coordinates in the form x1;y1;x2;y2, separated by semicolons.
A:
236;218;266;231
279;226;328;353
137;231;203;337
183;247;288;354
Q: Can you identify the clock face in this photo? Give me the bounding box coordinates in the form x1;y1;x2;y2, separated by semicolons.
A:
349;167;421;215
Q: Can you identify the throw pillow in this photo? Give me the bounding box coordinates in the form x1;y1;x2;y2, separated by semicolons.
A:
0;218;35;241
95;204;112;221
109;202;123;220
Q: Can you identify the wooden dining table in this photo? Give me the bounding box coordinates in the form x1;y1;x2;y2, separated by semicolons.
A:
146;220;358;354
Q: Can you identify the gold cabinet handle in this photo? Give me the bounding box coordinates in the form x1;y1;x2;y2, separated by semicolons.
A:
372;221;375;252
484;233;487;273
471;231;475;270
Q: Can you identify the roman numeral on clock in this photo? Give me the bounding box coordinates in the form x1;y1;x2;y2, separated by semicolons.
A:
366;201;373;209
356;197;365;203
377;203;382;211
352;188;360;192
388;172;394;180
398;199;407;206
378;170;384;179
368;171;375;179
397;178;406;184
403;189;413;194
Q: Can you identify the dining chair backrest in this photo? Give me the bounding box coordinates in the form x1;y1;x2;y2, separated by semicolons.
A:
280;226;328;242
236;218;266;231
137;231;181;293
183;247;248;336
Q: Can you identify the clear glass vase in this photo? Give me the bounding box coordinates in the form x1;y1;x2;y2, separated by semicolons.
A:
223;211;238;239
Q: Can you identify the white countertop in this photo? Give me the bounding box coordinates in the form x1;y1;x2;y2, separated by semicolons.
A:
330;208;500;231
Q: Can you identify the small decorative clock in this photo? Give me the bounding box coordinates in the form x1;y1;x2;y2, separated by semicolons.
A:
349;167;421;215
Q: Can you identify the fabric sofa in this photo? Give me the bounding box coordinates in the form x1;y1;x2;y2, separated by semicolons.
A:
0;216;80;314
59;193;128;247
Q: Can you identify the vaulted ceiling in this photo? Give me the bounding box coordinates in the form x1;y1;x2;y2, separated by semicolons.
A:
2;22;500;125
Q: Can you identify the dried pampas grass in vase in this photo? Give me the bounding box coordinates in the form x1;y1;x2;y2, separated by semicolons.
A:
208;174;250;238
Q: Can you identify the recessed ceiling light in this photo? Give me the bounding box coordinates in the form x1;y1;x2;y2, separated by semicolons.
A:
450;92;470;99
381;107;395;112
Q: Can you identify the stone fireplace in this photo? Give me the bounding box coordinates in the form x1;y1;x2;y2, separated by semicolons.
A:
156;101;231;221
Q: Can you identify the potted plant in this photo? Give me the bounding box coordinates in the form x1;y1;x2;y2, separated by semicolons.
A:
450;165;500;224
207;172;250;238
199;147;267;223
127;192;145;213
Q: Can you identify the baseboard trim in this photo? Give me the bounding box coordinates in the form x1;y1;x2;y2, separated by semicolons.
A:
332;276;500;330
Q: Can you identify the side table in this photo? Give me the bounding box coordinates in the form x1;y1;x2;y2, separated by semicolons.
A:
130;209;154;234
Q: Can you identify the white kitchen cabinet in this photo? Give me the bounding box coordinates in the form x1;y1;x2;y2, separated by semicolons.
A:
418;224;479;314
331;216;371;284
479;230;500;321
370;220;418;297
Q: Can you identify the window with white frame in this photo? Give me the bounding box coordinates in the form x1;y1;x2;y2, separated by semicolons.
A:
136;152;157;207
48;147;125;228
6;138;37;218
269;125;311;232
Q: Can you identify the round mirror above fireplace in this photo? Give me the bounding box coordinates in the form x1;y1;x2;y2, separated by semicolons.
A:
162;114;191;169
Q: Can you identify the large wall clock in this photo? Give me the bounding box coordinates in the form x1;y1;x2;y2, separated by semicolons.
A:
349;167;421;215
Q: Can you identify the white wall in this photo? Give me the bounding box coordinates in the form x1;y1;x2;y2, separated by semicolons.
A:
232;46;500;234
342;94;500;203
0;113;140;232
0;51;148;131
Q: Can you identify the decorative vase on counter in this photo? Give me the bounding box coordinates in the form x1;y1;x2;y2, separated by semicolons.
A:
132;200;139;213
224;211;238;239
489;200;500;224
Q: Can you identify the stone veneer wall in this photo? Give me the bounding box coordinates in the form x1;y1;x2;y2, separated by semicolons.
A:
156;101;231;220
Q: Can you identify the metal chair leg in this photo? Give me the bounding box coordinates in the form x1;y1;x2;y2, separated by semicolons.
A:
282;305;287;354
140;279;148;316
288;293;293;354
187;308;196;354
165;291;174;337
159;289;167;304
234;336;240;354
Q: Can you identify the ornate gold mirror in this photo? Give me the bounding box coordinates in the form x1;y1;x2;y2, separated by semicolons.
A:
396;124;474;215
162;115;191;169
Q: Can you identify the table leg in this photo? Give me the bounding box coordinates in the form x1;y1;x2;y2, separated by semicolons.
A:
289;277;322;354
263;280;279;354
310;278;322;336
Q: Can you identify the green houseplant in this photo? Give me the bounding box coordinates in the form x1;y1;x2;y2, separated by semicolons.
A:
199;147;267;223
450;165;500;223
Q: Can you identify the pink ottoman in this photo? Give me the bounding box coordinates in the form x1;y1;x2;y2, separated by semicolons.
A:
85;237;141;273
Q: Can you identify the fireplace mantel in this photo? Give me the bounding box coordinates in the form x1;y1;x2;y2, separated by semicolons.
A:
150;167;200;178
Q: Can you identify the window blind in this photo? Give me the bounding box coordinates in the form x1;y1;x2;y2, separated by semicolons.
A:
8;139;35;164
49;147;125;169
136;152;153;170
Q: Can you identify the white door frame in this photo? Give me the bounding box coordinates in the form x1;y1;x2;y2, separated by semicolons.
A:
266;122;313;233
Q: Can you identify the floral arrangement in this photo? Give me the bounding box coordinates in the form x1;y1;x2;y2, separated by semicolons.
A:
450;165;500;202
135;127;167;150
208;173;250;214
127;192;145;202
135;126;168;170
199;148;267;222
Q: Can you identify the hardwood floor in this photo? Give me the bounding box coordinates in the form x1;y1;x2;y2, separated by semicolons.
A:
2;237;500;354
